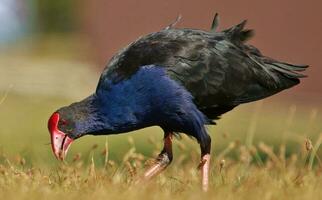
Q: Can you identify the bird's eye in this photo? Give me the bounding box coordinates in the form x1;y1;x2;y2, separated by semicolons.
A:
59;119;68;126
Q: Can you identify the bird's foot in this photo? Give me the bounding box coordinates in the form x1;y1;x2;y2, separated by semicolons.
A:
143;153;171;180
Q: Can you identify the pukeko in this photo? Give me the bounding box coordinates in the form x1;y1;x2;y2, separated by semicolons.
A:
48;14;307;191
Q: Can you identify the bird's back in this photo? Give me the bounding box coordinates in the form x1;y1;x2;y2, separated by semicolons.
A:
98;18;308;120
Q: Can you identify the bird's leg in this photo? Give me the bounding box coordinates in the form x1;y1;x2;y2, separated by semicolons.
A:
143;133;173;180
198;138;211;192
199;153;211;191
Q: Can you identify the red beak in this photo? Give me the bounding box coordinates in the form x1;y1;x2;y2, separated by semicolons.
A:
48;113;73;160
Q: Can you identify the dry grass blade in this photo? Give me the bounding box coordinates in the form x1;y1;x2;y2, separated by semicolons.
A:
104;137;109;169
239;145;252;165
123;148;136;163
125;161;137;180
219;159;226;184
305;138;313;152
89;155;96;179
219;159;225;173
309;133;322;170
258;142;280;166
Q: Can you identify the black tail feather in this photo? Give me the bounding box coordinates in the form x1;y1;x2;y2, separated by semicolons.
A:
266;62;308;79
268;64;306;79
271;62;308;72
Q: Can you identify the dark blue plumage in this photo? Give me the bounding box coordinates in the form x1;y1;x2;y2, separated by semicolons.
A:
59;65;210;148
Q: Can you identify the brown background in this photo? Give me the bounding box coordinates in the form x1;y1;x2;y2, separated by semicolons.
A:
78;0;321;100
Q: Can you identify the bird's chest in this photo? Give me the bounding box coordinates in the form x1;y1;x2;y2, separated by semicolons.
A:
96;66;204;132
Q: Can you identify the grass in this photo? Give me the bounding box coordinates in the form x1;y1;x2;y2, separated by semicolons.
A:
0;92;321;200
0;156;321;200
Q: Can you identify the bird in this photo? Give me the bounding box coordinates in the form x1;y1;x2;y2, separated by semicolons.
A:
48;13;308;191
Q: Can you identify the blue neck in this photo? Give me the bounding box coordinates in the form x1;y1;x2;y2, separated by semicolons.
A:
76;66;209;145
92;66;170;134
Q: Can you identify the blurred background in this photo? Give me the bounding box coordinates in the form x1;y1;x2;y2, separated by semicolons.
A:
0;0;321;167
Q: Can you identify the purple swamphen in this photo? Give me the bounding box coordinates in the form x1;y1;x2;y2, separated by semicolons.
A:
48;14;307;191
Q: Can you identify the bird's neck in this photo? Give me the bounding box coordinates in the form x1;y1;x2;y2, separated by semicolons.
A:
80;92;152;136
66;95;116;136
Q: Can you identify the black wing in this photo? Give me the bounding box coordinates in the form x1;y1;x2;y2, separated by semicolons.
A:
98;16;307;119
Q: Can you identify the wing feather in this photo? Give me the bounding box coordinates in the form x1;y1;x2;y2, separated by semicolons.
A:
97;17;307;119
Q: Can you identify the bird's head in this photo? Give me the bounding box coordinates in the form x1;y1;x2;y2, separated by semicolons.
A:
48;96;105;160
48;103;90;161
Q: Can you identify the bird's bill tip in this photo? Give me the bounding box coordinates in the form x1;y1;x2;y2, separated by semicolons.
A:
48;112;73;161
